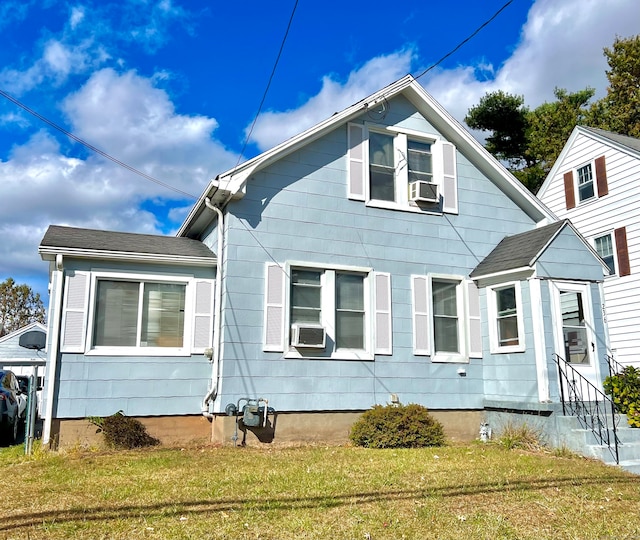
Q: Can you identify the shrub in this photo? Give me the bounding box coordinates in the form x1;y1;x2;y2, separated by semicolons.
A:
604;366;640;427
349;403;445;449
88;411;160;449
495;421;545;451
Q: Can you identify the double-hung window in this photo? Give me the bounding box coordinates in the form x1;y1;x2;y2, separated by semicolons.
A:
347;123;458;214
369;132;395;202
412;275;482;362
488;282;524;353
594;233;616;276
265;263;392;359
563;156;608;210
577;163;594;202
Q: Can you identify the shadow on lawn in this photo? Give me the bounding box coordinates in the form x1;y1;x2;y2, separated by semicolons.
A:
3;474;639;532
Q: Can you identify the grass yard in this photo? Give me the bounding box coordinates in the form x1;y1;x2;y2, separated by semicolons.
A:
2;441;640;539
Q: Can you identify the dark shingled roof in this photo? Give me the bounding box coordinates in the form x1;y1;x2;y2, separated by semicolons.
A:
583;127;640;153
470;221;566;278
40;225;215;259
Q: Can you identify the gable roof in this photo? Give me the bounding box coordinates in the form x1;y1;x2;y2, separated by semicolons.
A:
39;225;216;266
470;220;570;279
538;125;640;197
179;74;556;238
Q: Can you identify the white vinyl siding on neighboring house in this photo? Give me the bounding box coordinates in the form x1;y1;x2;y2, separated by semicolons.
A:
264;262;391;359
59;271;214;356
347;122;457;214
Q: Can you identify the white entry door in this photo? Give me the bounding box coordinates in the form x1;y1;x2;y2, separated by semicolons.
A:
550;281;602;395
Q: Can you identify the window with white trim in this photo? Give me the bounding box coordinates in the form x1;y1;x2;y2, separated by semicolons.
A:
411;275;481;362
487;282;525;353
93;280;186;348
59;271;214;356
264;263;392;359
577;163;594;202
594;233;616;276
563;155;608;210
348;123;457;214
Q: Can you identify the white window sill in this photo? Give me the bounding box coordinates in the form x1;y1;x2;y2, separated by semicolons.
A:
365;199;443;215
490;345;526;354
431;353;469;364
284;349;374;361
85;347;192;357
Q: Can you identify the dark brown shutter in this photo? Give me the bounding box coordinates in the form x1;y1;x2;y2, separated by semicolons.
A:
563;171;576;210
595;155;608;197
615;227;630;276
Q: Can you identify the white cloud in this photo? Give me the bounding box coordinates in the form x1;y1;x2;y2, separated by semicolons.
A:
0;69;238;298
425;0;640;122
248;50;415;151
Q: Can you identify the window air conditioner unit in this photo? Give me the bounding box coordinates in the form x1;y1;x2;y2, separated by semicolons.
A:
291;324;326;348
409;181;439;203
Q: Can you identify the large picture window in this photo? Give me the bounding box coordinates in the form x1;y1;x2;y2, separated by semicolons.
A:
58;271;214;356
93;280;186;348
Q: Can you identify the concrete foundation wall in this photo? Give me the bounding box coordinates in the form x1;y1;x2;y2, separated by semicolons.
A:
50;409;485;449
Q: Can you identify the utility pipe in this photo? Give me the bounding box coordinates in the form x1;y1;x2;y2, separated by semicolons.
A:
42;254;64;446
201;197;225;418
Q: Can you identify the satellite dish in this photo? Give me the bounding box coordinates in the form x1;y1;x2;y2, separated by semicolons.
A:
19;330;47;350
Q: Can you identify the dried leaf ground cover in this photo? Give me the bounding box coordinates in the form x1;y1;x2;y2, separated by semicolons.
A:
2;442;640;539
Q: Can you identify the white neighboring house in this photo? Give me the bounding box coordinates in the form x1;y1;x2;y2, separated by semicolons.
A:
0;322;47;417
538;126;640;367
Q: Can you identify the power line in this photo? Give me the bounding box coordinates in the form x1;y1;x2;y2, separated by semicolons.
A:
414;0;513;81
0;88;198;200
232;0;299;174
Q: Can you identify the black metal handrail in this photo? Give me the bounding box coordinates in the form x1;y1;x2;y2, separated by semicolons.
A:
606;354;625;377
553;353;619;464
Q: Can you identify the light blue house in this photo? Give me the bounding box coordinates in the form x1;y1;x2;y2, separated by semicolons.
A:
39;75;612;448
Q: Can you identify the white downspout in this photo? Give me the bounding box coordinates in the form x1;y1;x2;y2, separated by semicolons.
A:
202;197;225;417
43;254;64;446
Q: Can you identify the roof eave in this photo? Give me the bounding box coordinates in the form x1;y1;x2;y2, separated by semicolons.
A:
38;246;217;267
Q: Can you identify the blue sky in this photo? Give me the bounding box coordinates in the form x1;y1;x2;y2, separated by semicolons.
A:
1;0;639;305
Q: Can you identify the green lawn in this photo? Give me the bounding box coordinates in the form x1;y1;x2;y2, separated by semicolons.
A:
2;441;640;539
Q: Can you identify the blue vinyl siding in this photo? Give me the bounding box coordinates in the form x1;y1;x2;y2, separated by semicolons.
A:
210;96;543;412
48;258;214;418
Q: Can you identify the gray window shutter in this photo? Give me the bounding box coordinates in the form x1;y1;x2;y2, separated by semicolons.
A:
441;142;458;214
60;271;89;352
467;280;482;358
374;272;392;355
264;263;286;352
348;123;366;201
192;279;215;352
412;275;430;355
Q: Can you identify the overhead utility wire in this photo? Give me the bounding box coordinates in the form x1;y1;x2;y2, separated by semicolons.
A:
232;0;299;173
0;88;197;200
414;0;513;80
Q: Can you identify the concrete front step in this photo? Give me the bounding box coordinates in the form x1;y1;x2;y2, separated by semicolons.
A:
557;414;640;473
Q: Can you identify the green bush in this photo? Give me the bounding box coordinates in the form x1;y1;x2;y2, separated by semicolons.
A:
349;403;445;449
88;411;160;449
604;366;640;428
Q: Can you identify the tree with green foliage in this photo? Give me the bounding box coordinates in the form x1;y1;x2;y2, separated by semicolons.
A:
0;277;46;337
466;87;594;193
587;35;640;137
466;34;640;193
464;90;530;169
